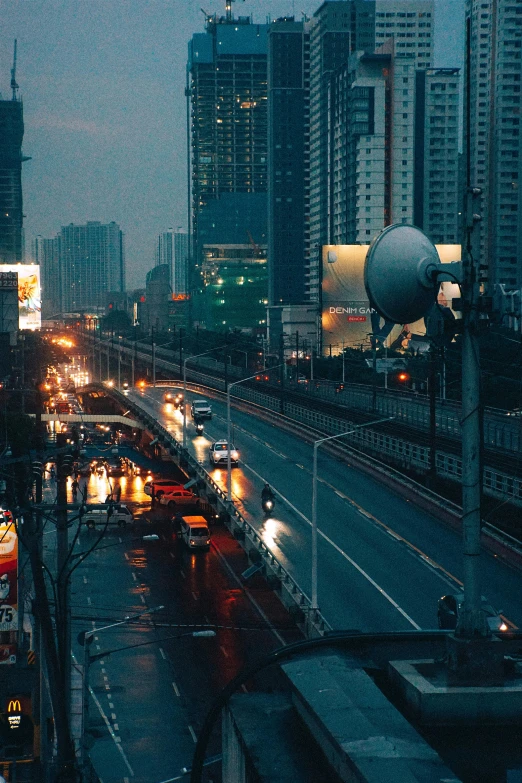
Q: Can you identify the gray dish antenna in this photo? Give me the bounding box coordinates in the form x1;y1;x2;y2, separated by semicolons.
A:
364;224;460;324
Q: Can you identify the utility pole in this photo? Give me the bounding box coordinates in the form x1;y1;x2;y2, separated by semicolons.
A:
55;433;72;724
279;333;285;415
295;331;299;381
371;336;377;413
179;328;184;378
428;343;437;483
151;326;156;387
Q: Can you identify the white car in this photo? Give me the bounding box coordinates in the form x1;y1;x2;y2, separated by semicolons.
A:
209;440;239;466
158;488;199;510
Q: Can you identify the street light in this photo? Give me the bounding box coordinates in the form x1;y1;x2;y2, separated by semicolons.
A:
182;345;228;449
310;417;394;609
226;365;284;501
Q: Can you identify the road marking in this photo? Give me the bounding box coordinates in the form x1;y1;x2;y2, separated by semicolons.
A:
172;681;180;698
114;723;119;731
83;576;88;584
140;594;146;604
192;591;198;601
111;713;117;720
103;676;108;682
242;461;421;629
132;572;137;581
188;725;197;743
87;596;91;605
159;647;167;660
101;668;106;674
124;552;129;561
212;542;286;646
180;569;186;578
241;684;248;693
220;645;229;658
169;551;175;559
109;702;114;709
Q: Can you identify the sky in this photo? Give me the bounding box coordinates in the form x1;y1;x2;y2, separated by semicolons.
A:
1;0;463;289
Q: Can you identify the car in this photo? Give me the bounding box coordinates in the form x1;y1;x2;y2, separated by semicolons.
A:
83;504;133;530
164;390;184;408
209;440;239;466
191;398;212;420
437;593;508;633
144;478;184;498
158;488;199;509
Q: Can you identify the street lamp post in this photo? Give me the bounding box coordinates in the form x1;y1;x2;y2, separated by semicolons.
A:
311;417;394;609
182;345;228;449
226;365;284;501
118;338;122;389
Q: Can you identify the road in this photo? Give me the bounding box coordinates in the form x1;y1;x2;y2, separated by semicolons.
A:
43;461;299;783
128;385;522;634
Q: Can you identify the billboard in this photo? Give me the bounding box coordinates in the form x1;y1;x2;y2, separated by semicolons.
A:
321;245;461;353
0;516;18;635
0;264;41;330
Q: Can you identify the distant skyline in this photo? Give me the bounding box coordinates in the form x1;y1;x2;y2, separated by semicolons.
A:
1;0;463;289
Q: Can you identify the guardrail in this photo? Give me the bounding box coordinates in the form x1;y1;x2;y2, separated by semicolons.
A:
108;388;330;639
85;343;522;507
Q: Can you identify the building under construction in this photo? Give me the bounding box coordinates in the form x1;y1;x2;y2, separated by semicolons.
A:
0;42;28;265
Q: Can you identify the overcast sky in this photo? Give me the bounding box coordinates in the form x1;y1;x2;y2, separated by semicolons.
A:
1;0;463;289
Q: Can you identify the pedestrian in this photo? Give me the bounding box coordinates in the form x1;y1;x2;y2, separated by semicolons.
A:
71;478;79;501
50;465;56;480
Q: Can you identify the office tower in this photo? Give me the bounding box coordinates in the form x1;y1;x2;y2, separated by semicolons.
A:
155;228;188;294
267;18;310;308
59;221;125;313
33;234;61;318
0;83;29;264
188;11;269;331
466;0;522;289
307;0;434;301
330;47;459;244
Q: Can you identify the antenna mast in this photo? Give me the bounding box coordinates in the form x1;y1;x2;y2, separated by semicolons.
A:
225;0;245;22
10;39;19;101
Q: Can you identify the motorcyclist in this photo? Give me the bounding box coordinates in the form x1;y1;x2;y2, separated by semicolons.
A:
261;483;275;504
194;414;204;433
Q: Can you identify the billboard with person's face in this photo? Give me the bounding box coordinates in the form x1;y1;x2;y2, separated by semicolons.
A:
0;265;41;330
321;244;461;353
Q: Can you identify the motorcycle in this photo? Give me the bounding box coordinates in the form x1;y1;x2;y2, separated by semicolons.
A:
262;496;275;515
195;422;204;435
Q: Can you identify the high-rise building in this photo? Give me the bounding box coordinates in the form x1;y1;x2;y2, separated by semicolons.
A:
0;85;29;264
267;18;310;309
58;221;125;313
155;228;189;294
307;0;435;301
188;11;269;331
330;47;459;244
466;0;522;290
33;234;61;318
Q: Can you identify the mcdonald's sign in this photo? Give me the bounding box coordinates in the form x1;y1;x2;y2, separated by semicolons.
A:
7;700;21;729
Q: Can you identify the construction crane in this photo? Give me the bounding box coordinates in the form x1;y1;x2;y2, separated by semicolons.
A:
10;39;19;101
225;0;245;23
246;230;262;259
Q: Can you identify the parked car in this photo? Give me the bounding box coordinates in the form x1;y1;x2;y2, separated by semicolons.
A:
209;440;239;467
179;515;211;550
158;488;199;510
144;478;184;499
83;504;133;530
437;593;508;632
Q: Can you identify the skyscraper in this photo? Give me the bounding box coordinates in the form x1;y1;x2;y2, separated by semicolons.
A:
307;0;435;301
155;228;188;294
0;74;29;264
58;221;125;313
188;10;269;331
33;234;61;318
466;0;522;290
329;47;459;244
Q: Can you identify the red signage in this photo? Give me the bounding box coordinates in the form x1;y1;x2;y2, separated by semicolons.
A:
347;316;367;322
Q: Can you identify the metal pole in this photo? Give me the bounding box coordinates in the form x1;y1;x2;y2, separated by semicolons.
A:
118;342;121;389
342;340;345;384
428;344;437;482
384;345;388;390
311;442;318;609
55;434;71;725
183;358;188;449
152;326;156;387
106;342;110;382
372;337;377;412
227;383;232;501
311;342;314;381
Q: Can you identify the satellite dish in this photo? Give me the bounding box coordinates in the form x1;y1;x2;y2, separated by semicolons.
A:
364;224;442;324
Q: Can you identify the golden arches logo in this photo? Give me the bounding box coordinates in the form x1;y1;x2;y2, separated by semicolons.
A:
7;699;21;713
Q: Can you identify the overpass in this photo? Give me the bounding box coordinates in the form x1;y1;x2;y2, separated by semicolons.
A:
29;413;145;429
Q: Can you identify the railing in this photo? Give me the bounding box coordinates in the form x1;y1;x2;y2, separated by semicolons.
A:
112;389;330;639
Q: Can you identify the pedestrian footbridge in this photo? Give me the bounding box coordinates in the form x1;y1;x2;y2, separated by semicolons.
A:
29;414;145;429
